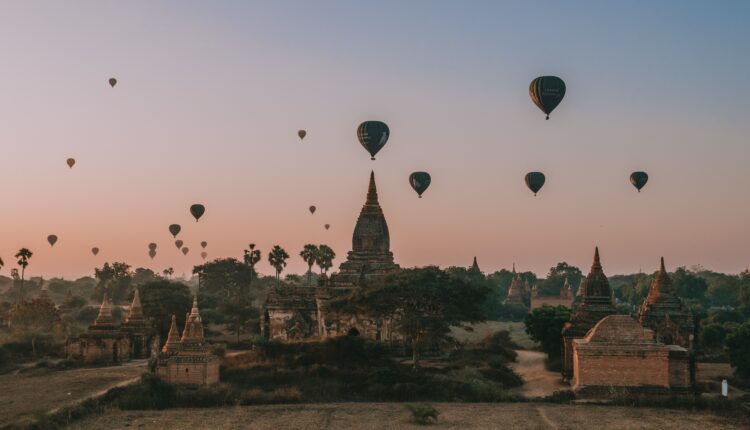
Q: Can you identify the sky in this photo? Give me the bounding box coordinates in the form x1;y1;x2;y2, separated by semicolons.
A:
0;0;748;280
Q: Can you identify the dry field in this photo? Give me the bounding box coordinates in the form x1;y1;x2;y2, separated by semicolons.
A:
67;402;748;430
0;360;146;427
451;321;537;349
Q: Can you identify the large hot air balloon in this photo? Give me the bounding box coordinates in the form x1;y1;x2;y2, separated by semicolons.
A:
148;243;157;251
175;240;184;250
200;241;207;249
47;235;58;247
169;224;181;237
529;76;566;120
324;224;330;230
309;205;316;215
201;251;208;260
181;247;189;256
524;172;546;196
91;247;99;256
148;249;157;259
409;172;432;198
298;130;306;140
630;171;649;192
357;121;390;160
66;158;75;169
109;78;117;88
190;204;205;221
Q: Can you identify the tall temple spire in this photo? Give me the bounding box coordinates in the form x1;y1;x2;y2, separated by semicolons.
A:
512;263;516;274
125;288;145;323
181;295;204;343
162;314;181;353
639;257;693;348
592;246;602;272
93;292;115;327
470;256;480;272
366;170;378;205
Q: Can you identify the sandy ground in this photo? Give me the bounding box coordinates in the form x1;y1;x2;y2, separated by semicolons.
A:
0;360;146;427
67;402;748;430
451;321;537;349
508;350;566;398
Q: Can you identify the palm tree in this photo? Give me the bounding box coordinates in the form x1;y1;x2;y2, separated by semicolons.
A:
162;267;174;279
0;256;4;273
316;245;336;276
268;245;290;287
243;243;261;277
300;244;319;286
15;248;33;301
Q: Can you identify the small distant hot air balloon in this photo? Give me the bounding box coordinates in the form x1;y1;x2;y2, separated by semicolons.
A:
630;171;649;192
309;205;316;215
148;242;157;251
200;241;207;249
149;249;157;259
91;247;99;256
325;224;330;230
66;158;75;169
409;172;432;198
529;76;566;120
201;251;208;260
175;240;184;250
190;204;205;221
47;235;58;247
169;224;181;237
357;121;390;160
181;247;189;256
525;172;546;196
109;78;117;88
298;130;306;140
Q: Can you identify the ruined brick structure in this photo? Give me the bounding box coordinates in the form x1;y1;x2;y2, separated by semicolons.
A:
572;315;691;397
638;258;694;349
504;265;530;308
531;277;574;310
66;293;130;364
156;297;219;386
561;247;617;382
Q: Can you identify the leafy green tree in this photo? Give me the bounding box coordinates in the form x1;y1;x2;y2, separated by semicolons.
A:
243;243;261;277
316;245;336;275
9;296;58;357
524;305;572;357
672;267;708;300
300;244;319;285
194;258;256;341
536;262;583;297
94;262;133;303
725;321;750;378
162;267;174;279
700;323;727;351
706;278;741;307
15;248;33;301
332;267;489;369
268;245;290;286
138;280;192;339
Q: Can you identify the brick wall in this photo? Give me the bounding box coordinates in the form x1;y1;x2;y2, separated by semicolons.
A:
573;347;670;390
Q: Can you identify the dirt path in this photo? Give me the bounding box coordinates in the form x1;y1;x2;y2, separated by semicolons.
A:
508;350;566;398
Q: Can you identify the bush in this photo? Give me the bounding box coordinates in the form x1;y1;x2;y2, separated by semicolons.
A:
115;373;176;410
405;403;439;425
725;321;750;378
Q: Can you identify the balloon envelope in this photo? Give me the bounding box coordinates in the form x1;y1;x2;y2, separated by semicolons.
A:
409;171;432;198
325;224;330;230
630;171;649;192
169;224;181;237
47;235;58;247
190;204;205;221
66;158;75;168
148;242;157;251
175;240;184;249
181;247;189;255
298;130;306;140
201;251;208;260
91;247;99;256
200;241;207;249
309;205;316;214
357;121;390;160
525;172;546;196
148;249;156;259
109;78;117;87
529;76;566;119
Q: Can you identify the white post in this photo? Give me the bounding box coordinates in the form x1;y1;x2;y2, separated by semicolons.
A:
721;379;728;397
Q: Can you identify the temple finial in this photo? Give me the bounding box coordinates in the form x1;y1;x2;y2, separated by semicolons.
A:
471;256;480;272
660;256;666;273
592;246;602;270
366;170;378;205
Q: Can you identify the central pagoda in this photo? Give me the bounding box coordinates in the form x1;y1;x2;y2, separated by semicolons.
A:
332;171;399;287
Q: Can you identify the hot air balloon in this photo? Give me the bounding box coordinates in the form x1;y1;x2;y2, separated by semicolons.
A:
91;247;99;256
525;172;546;196
149;249;157;259
47;235;58;247
66;158;75;169
175;240;184;250
325;224;330;230
169;224;181;237
409;171;432;198
200;241;207;249
201;251;208;260
148;242;157;251
309;205;316;215
181;247;189;256
109;78;117;88
630;171;648;192
298;130;306;140
529;76;566;120
190;204;205;221
357;121;390;160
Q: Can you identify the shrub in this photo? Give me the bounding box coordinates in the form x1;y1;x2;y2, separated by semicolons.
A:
405;403;439;425
116;373;176;410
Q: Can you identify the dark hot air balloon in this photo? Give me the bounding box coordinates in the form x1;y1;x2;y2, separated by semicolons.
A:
175;240;184;250
409;171;432;198
357;121;390;160
91;247;99;256
201;251;208;260
309;205;316;214
148;249;157;259
47;235;58;247
169;224;181;237
324;224;330;230
148;243;157;251
181;247;189;256
529;76;566;120
630;171;649;192
298;130;306;140
66;158;75;169
190;204;205;221
525;172;546;196
109;78;117;88
200;241;207;249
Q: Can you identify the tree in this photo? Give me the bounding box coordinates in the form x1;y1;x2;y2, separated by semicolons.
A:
94;262;133;303
300;244;319;286
332;267;489;369
243;244;261;277
138;280;192;339
0;256;4;273
536;262;583;297
672;267;708;300
162;267;174;279
725;321;750;378
268;245;290;286
524;305;572;357
316;245;336;275
14;248;33;301
193;258;254;299
9;296;59;357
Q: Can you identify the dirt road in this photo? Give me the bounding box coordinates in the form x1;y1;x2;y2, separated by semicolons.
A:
508;350;566;398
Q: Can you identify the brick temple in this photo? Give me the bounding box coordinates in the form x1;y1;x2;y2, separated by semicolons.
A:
638;257;694;348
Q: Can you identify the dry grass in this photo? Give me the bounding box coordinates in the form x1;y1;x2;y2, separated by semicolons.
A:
451;321;536;350
66;402;748;430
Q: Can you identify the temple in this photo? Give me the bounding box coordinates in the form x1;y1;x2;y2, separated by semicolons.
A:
120;289;159;359
504;265;530;308
638;258;694;348
531;277;574;310
561;247;617;382
470;256;481;273
66;293;130;364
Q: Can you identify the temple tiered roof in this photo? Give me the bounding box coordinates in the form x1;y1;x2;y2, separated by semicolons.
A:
504;264;530;307
638;258;693;347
